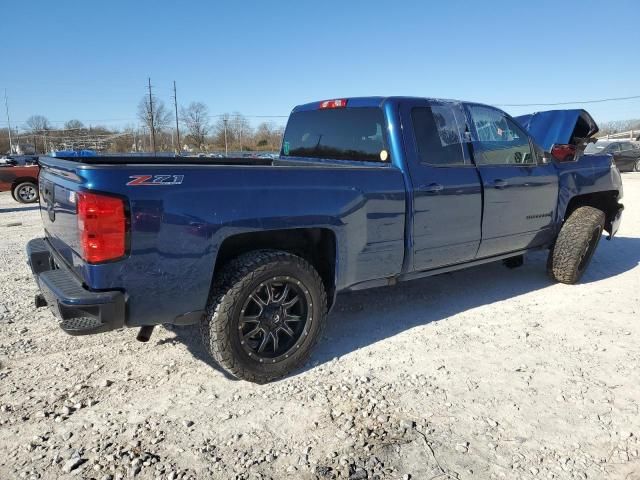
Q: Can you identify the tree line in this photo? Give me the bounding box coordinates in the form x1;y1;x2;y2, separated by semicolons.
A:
2;106;639;155
598;118;640;137
0;97;285;155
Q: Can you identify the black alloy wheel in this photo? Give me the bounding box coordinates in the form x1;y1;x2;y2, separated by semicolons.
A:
238;277;311;362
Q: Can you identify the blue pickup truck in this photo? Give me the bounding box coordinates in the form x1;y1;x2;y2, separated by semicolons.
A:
27;97;623;382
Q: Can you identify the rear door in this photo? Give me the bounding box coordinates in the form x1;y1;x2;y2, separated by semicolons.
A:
466;104;559;257
400;100;482;271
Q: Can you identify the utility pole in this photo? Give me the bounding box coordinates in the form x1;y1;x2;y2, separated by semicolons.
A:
223;117;228;156
4;89;13;154
172;81;181;155
147;78;157;154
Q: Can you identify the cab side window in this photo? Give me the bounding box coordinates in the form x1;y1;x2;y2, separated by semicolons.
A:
468;105;535;165
411;105;469;166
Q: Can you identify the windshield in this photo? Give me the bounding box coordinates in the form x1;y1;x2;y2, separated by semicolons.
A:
281;107;388;162
584;142;609;154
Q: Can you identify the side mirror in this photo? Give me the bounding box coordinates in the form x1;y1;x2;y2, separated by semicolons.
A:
540;152;553;164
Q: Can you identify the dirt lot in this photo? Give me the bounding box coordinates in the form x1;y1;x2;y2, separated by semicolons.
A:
1;174;639;480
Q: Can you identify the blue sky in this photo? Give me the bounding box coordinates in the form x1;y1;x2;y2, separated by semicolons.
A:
2;0;639;130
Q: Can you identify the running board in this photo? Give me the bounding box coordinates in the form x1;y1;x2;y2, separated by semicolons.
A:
347;248;532;291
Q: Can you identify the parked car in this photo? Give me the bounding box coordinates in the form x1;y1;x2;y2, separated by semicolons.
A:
26;97;623;382
0;157;40;203
585;140;640;172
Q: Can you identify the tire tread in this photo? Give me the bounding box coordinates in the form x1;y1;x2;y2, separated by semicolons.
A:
201;249;327;382
548;206;605;284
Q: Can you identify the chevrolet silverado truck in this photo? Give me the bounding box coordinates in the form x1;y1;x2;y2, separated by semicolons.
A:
26;97;624;382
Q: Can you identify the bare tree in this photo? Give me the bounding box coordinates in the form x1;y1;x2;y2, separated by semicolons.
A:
25;115;53;153
599;119;640;136
180;102;210;150
255;121;284;150
211;113;233;150
230;112;252;151
25;115;51;132
137;95;172;145
64;119;85;130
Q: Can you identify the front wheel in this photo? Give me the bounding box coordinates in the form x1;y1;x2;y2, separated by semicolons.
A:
547;206;605;284
201;250;327;383
634;159;640;172
13;181;39;204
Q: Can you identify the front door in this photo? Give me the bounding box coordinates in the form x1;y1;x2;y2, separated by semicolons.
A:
400;100;482;271
465;104;559;258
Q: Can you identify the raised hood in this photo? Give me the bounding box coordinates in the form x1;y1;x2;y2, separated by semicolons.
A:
514;109;599;152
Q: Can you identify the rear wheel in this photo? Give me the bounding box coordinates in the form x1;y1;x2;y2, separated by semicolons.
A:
201;250;327;383
13;182;38;204
634;159;640;172
547;206;605;284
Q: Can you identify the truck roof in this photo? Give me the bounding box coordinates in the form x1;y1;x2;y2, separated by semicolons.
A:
291;96;465;113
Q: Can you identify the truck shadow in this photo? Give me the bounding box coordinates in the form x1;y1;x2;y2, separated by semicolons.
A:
0;206;40;213
170;235;640;380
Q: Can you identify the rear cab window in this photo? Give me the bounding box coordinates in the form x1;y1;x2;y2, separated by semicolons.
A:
281;106;389;162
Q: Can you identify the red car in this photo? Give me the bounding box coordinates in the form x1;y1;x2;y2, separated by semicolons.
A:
0;158;40;203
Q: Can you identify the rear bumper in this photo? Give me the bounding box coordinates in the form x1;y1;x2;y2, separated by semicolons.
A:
26;238;125;335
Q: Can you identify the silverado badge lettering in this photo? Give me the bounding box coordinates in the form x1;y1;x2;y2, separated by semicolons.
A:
127;174;184;186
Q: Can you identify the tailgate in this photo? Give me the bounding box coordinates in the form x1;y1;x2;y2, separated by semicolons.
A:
38;158;88;273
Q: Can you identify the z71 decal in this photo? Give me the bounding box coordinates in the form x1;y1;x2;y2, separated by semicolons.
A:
127;175;184;186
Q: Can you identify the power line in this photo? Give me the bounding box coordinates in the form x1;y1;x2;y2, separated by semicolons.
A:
0;118;138;124
496;94;640;107
0;114;289;124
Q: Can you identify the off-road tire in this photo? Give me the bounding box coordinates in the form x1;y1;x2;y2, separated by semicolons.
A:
13;181;39;204
201;250;327;383
547;206;605;284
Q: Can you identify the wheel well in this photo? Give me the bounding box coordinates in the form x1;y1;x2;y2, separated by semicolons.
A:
11;177;38;190
214;228;337;308
564;190;621;235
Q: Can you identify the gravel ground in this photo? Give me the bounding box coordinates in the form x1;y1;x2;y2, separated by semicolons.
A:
1;174;639;480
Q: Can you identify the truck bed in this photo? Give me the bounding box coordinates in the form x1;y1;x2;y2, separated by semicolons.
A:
36;154;407;329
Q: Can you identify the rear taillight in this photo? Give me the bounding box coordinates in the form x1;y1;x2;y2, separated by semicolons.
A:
77;191;127;263
551;144;576;162
319;99;347;109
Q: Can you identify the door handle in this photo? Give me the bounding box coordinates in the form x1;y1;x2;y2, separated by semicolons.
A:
493;179;508;189
420;183;444;193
